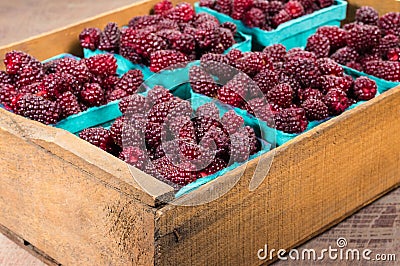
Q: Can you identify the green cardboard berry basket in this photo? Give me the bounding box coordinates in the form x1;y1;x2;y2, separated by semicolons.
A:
194;0;348;50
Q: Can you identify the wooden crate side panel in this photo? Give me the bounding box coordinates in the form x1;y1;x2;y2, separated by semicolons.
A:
347;0;399;16
0;127;156;265
0;109;174;206
155;86;400;266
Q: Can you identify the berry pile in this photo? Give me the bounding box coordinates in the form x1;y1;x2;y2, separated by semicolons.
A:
192;45;377;133
0;51;144;124
199;0;334;30
79;0;238;72
79;86;260;186
305;7;400;82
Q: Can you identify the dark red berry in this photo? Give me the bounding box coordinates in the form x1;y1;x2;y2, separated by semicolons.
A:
316;26;347;51
80;83;105;107
231;0;254;20
58;91;81;118
165;2;195;23
323;89;351;115
115;69;144;95
79;127;118;154
195;102;220;119
119;94;146;114
79;28;101;50
154;0;173;15
301;98;329;121
273;107;308;133
14;94;60;125
267;83;293;108
98;23;120;52
84;54;117;77
221;110;244;134
305;34;330;58
364;60;400;82
243;8;266;28
262;44;287;63
352;77;377;101
253;68;279;95
189;66;219;97
119;146;148;170
316;58;343;76
56;58;91;83
284;1;305;19
346;24;381;53
149;50;188;72
4;50;43;75
201;157;227;176
146;85;174;106
330;47;359;65
215;0;232;15
378;12;400;37
272;9;291;28
355;6;379;25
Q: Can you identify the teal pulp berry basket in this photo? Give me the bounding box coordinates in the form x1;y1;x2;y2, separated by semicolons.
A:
83;31;252;80
194;0;348;50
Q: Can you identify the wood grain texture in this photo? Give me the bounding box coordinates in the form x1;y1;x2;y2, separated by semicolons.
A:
155;86;400;265
0;111;158;265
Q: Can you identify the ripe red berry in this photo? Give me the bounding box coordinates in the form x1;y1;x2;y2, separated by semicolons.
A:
346;24;381;53
84;54;117;77
267;83;293;108
195;103;220;119
165;2;195;23
58;91;81;118
364;60;400;82
80;83;105;107
79;28;101;50
352;77;377;101
243;8;266;28
98;23;120;52
150;50;188;72
305;34;330;58
154;0;173;15
262;44;287;63
284;1;305;19
115;69;144;95
119;146;148;170
316;26;347;51
301;98;329;121
272;9;291;27
355;6;379;25
221;110;244;134
79;127;118;154
323;89;351;115
119;94;146;115
13;94;60;124
378;12;400;37
189;66;219;97
273;107;308;133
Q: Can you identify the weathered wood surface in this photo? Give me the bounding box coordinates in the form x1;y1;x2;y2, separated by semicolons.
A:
0;110;160;265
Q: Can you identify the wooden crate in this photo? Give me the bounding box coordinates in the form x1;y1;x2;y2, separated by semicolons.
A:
0;0;399;265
